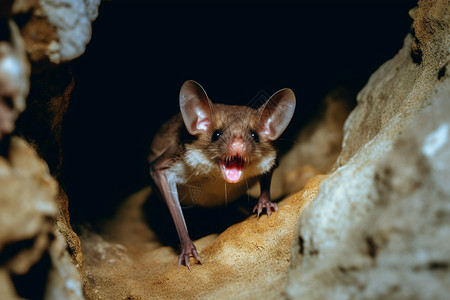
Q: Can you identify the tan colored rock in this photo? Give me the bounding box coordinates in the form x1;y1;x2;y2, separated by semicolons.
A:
0;137;83;299
9;0;89;272
277;89;353;196
81;176;326;299
12;0;100;65
336;0;449;167
14;63;83;270
0;0;99;298
359;88;450;299
45;231;84;300
0;137;57;274
11;0;38;15
55;186;84;270
20;12;58;65
0;269;20;300
0;20;30;141
286;0;450;298
248;88;353;199
411;0;450;64
287;79;450;300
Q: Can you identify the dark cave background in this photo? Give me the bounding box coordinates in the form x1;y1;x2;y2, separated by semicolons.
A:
62;1;415;221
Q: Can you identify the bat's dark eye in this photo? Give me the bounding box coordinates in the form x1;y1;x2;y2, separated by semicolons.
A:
250;130;259;143
211;130;222;142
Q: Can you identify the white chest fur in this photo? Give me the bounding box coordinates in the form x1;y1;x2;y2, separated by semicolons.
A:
168;149;258;207
177;173;251;207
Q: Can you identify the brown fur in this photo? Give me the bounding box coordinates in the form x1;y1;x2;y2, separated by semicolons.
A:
149;103;277;183
148;80;295;268
184;104;276;176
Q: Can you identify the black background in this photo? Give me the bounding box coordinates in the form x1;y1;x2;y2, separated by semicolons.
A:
62;1;415;221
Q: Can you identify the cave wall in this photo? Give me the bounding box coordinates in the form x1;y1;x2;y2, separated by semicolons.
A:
286;0;450;299
1;0;449;299
0;0;100;299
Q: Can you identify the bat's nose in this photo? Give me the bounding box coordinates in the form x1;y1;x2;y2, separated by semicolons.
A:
230;138;246;155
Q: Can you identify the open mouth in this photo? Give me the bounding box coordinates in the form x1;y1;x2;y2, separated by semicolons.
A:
220;155;246;183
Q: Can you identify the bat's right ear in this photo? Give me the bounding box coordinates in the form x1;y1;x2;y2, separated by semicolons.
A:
179;80;212;135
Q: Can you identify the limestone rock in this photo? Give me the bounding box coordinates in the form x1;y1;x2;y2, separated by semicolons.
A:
0;20;30;141
286;0;450;298
0;137;83;299
0;137;57;275
13;0;100;65
0;0;100;298
248;88;353;200
275;88;353;198
14;61;84;272
45;231;84;300
336;0;449;167
81;177;326;299
39;0;100;63
8;0;98;272
360;88;450;299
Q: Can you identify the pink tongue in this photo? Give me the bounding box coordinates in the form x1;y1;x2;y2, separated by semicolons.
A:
222;166;243;183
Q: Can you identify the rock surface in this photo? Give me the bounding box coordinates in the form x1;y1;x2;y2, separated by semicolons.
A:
286;0;450;298
77;86;350;298
246;88;353;200
0;0;100;298
271;88;353;198
9;0;101;274
2;0;449;299
81;176;326;300
14;64;84;268
0;20;30;141
0;137;83;299
14;0;100;65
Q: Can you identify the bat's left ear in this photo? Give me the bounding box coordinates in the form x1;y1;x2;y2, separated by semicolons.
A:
258;88;296;141
179;80;213;136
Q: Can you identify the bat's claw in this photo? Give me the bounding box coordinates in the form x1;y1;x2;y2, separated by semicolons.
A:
178;242;201;270
253;197;278;218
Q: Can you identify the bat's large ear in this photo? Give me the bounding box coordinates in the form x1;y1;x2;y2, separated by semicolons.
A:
258;88;296;141
179;80;212;135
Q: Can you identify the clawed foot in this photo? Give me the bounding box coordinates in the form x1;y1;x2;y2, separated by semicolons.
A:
253;197;278;218
178;241;201;270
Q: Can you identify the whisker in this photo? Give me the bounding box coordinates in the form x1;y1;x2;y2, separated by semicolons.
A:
185;172;196;183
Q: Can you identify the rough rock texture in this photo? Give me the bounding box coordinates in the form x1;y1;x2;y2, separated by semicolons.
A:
78;73;351;300
0;20;30;141
0;0;100;298
0;137;83;299
2;0;449;299
14;65;83;268
246;88;353;200
9;0;101;272
81;176;326;300
270;88;353;199
286;0;450;299
13;0;100;65
336;0;449;167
